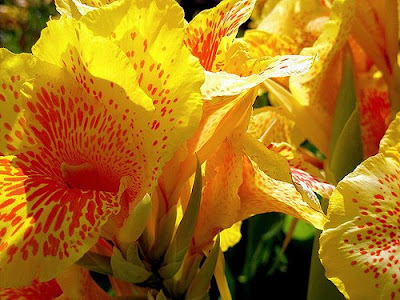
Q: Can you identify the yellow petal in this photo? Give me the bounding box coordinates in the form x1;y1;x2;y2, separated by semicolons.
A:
255;0;329;49
0;49;37;155
269;143;334;198
352;0;398;84
81;0;204;174
0;43;152;286
219;221;242;252
239;154;326;230
380;111;400;157
288;0;355;155
55;0;116;17
184;0;256;71
202;54;315;100
247;106;297;145
193;138;243;251
0;154;120;287
243;30;299;57
32;16;153;111
320;154;400;299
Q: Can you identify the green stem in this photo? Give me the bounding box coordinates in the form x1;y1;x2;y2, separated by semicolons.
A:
307;199;344;300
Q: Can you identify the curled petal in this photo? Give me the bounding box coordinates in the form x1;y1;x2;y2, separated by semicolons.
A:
239;154;326;230
201;55;315;100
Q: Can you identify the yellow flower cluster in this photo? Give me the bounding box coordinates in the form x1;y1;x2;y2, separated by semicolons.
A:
0;0;399;299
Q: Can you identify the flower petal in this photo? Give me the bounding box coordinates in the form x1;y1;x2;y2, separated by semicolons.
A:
201;54;315;100
0;49;37;155
358;72;391;158
81;0;204;176
193;138;243;251
288;0;355;155
220;222;242;252
32;16;154;112
0;279;62;300
0;154;120;287
268;143;334;198
320;154;400;299
239;154;326;230
184;0;256;71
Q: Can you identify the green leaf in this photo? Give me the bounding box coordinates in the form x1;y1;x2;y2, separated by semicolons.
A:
159;159;203;279
328;51;363;182
185;236;220;300
110;247;152;284
117;193;152;249
283;216;315;241
239;213;285;283
75;251;112;275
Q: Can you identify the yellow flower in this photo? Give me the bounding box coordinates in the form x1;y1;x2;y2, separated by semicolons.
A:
245;0;399;159
319;112;400;299
0;0;203;287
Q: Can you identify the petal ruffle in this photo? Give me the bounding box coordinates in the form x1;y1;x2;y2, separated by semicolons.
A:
0;49;37;155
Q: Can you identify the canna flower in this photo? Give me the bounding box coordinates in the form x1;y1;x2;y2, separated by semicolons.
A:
245;0;399;160
0;0;203;287
319;112;400;299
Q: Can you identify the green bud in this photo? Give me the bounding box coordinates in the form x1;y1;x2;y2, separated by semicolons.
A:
75;251;112;275
185;236;220;300
117;193;152;253
110;247;152;284
159;159;202;279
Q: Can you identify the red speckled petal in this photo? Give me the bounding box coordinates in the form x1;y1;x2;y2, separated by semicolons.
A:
81;0;204;182
358;73;391;158
184;0;256;71
239;154;326;230
0;279;61;300
268;143;334;198
0;49;38;155
320;154;400;300
32;16;153;112
0;153;120;287
0;49;152;287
